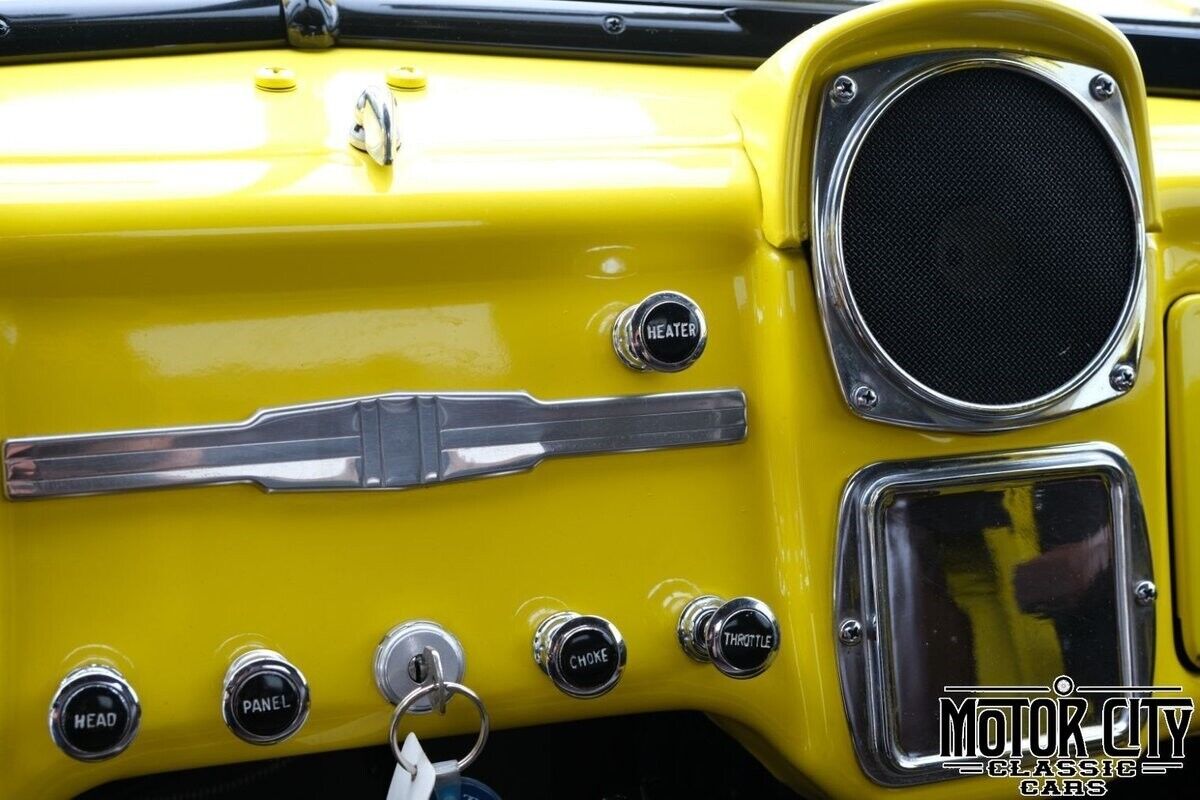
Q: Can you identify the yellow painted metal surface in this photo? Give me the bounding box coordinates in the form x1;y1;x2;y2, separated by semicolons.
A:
1167;298;1200;666
1155;93;1200;670
0;3;1196;799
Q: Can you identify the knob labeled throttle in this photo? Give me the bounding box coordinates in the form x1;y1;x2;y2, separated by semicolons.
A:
678;595;780;679
533;612;626;698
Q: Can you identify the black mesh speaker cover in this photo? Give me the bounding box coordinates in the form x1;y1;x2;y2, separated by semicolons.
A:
840;66;1138;407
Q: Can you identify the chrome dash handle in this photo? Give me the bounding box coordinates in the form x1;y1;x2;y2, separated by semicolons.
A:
3;390;747;499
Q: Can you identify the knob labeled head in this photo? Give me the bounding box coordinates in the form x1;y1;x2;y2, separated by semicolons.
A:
222;649;310;744
533;612;626;698
613;291;707;372
49;665;141;761
679;596;780;679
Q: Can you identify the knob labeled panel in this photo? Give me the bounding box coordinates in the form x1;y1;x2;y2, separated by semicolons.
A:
613;291;707;372
49;665;141;761
222;649;310;744
533;612;626;698
678;595;780;679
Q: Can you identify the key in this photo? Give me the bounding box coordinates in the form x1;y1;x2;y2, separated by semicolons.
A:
388;658;496;799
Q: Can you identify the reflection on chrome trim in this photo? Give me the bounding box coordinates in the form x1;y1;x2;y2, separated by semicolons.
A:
3;389;747;499
811;51;1146;431
834;443;1154;786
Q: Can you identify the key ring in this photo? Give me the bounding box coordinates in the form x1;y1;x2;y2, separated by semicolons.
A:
389;681;490;776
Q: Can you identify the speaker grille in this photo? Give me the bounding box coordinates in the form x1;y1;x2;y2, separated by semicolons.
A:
840;66;1138;407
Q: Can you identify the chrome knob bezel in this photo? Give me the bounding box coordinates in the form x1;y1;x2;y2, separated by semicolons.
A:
677;594;722;662
533;612;627;699
221;649;310;745
612;290;708;372
678;595;781;679
49;665;141;762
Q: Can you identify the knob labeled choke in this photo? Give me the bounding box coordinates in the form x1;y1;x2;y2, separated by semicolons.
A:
613;291;707;372
49;665;141;761
533;612;626;698
678;595;780;679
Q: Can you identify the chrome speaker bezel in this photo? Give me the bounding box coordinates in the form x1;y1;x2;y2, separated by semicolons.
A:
833;443;1155;786
811;51;1146;431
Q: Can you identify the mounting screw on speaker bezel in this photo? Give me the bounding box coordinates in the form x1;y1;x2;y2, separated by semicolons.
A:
810;50;1146;432
831;75;857;104
852;385;878;411
1110;363;1136;392
1090;72;1116;101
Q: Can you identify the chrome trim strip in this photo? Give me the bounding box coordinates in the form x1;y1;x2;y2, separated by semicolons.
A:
811;52;1147;431
834;443;1154;786
3;389;747;499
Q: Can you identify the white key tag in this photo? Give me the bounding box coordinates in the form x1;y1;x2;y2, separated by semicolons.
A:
386;732;436;800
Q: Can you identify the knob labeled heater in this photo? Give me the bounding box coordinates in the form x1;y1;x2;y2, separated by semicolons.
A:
613;291;707;372
49;665;141;761
222;649;310;744
678;596;780;679
533;612;626;698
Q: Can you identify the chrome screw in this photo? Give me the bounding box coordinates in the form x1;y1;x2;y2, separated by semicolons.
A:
0;17;10;38
839;619;863;646
603;15;626;35
1134;580;1157;606
831;75;857;104
1090;73;1116;101
1110;363;1136;392
852;385;878;410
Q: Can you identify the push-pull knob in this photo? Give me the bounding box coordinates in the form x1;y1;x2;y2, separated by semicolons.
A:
533;612;626;698
222;649;310;744
49;665;141;761
678;596;780;679
613;291;707;372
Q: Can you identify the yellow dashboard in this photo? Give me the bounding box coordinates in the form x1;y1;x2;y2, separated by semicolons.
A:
1;0;1200;797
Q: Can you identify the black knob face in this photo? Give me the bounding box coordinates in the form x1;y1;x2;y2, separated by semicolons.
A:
222;651;309;744
708;598;780;678
614;291;707;372
712;606;778;673
50;666;140;761
534;613;626;698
